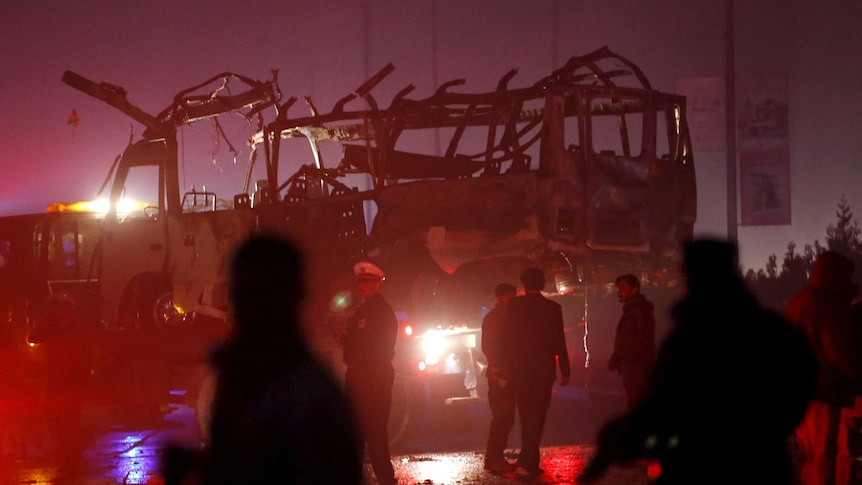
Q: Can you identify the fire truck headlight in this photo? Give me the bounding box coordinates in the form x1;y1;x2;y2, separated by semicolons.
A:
421;331;448;360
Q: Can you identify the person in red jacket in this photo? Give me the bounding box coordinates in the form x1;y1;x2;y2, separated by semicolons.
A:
785;251;860;485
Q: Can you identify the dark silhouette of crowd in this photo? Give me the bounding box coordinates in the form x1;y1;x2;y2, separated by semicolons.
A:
157;234;862;485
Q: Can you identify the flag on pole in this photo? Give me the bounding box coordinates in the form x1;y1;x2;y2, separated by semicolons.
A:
68;109;80;127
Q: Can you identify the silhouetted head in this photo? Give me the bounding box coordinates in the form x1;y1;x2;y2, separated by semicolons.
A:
810;251;856;298
495;283;517;298
682;238;741;291
520;267;545;292
494;282;517;306
614;274;640;291
230;233;304;335
614;274;641;303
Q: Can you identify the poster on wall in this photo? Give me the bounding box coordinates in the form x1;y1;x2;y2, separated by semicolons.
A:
739;74;788;141
739;147;791;225
675;76;725;152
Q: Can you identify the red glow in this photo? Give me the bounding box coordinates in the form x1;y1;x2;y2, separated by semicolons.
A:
647;460;662;480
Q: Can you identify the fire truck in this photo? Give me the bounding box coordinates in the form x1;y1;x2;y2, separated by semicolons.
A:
0;47;696;434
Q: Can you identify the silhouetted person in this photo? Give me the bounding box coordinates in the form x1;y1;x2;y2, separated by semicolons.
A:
608;273;656;409
481;282;518;473
848;298;862;482
181;234;362;485
0;318;25;461
579;238;817;485
500;267;571;476
785;251;859;485
340;261;398;485
28;293;93;469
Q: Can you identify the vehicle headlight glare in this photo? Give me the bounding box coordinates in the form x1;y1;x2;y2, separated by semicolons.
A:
421;332;447;357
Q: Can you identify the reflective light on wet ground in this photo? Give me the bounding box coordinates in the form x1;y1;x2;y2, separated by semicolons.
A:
377;447;651;485
398;454;472;483
84;427;173;484
6;469;56;485
3;388;656;484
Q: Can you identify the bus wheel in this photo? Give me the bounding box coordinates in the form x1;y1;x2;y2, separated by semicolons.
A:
153;292;185;327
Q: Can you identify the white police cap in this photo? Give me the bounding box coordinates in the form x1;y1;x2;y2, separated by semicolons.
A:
354;261;385;281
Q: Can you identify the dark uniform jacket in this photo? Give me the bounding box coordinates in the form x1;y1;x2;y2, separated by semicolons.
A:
343;293;398;370
608;293;656;372
481;303;506;367
501;292;571;384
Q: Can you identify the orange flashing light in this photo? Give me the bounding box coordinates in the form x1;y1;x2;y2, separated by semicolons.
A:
46;198;149;214
46;199;109;213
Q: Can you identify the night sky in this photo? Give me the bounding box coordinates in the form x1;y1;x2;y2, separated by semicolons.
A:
2;0;861;272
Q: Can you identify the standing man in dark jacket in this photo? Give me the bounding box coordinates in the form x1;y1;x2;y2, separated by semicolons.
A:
501;267;571;476
608;274;656;409
342;261;399;485
481;283;518;473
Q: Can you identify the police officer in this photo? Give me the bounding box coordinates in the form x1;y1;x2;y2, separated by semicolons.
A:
341;262;398;485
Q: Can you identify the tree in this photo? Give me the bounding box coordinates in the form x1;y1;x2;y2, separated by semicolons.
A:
745;196;862;311
826;195;862;262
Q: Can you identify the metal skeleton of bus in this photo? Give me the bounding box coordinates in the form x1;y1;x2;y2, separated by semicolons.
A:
245;46;696;412
51;47;695;424
250;46;696;327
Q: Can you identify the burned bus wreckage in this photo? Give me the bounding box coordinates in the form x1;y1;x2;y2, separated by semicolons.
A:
0;47;695;427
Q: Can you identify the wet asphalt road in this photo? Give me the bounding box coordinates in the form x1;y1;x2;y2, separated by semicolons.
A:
0;383;640;484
